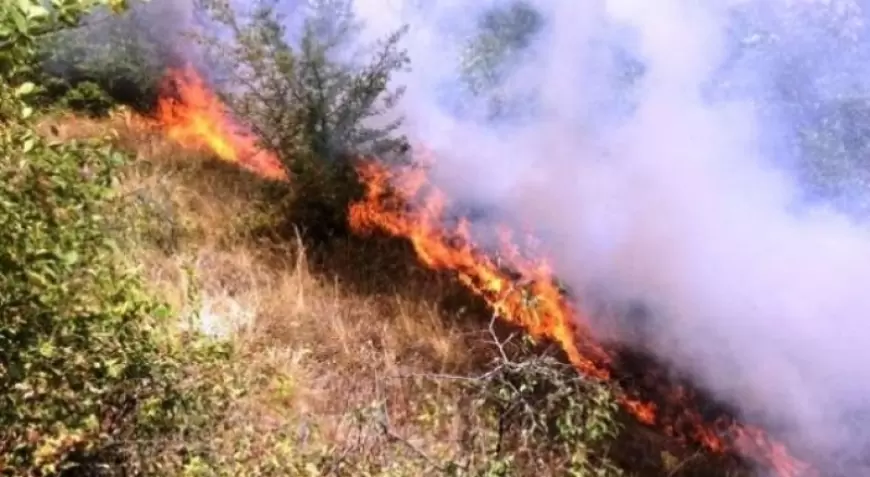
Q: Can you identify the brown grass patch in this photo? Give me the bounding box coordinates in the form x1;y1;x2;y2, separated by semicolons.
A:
83;111;485;469
36;110;754;477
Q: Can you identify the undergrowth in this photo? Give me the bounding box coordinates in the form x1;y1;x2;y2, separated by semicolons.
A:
2;0;758;474
28;110;754;477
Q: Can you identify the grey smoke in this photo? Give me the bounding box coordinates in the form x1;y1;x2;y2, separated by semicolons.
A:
348;0;870;474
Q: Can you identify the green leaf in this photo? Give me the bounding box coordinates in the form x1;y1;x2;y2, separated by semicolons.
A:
152;304;172;320
38;341;55;358
15;82;35;97
10;7;28;34
25;4;48;19
106;359;123;379
16;0;33;13
21;106;33;119
62;250;79;265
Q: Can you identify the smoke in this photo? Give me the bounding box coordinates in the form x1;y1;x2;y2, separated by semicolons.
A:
346;0;870;473
47;0;870;472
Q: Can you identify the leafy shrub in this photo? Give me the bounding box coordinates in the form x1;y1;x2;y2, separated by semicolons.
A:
0;2;240;475
446;323;625;477
29;0;187;115
1;121;176;475
58;80;116;116
194;0;411;238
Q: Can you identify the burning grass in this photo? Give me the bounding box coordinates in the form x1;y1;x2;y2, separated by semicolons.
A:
31;57;822;473
34;68;812;477
32;110;769;476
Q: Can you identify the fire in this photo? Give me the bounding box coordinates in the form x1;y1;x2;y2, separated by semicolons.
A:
348;158;818;477
349;159;612;377
154;67;287;181
149;65;815;476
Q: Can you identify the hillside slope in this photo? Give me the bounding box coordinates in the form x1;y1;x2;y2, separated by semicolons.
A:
35;110;750;477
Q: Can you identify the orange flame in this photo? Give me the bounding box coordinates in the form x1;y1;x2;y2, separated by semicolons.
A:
154;67;288;182
148;66;815;476
348;157;817;477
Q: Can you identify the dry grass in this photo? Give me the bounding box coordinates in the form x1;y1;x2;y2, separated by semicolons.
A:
36;110;755;477
40;110;488;469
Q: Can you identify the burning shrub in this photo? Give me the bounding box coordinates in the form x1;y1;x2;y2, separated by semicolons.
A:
192;0;411;238
27;0;185;116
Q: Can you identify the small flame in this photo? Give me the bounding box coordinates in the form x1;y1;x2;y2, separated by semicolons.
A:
155;66;288;182
348;157;817;477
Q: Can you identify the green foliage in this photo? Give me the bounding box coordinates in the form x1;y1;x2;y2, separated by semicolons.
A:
199;0;409;161
450;334;625;477
458;0;543;121
56;80;116;116
0;3;245;475
0;118;227;476
33;0;183;114
1;0;139;123
195;0;410;238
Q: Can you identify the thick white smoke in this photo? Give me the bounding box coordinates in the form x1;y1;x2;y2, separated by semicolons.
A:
348;0;870;474
63;0;869;472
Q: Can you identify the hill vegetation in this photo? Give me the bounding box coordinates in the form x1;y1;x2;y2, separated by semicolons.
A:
0;0;809;475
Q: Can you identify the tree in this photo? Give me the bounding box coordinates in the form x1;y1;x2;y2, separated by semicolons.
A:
194;0;411;237
710;1;870;216
195;0;409;166
455;0;543;122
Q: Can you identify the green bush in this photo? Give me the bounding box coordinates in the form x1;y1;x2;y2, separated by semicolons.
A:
0;2;241;475
0;112;232;476
450;327;625;477
195;0;411;239
58;80;116;116
21;0;186;116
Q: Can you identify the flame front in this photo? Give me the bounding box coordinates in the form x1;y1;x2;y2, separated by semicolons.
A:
154;67;287;182
150;66;815;476
349;159;613;378
348;157;817;477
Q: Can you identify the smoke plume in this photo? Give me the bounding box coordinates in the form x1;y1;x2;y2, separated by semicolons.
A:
348;0;870;474
57;0;870;473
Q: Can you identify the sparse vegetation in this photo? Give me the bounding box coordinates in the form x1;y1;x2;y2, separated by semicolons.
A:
27;107;751;477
